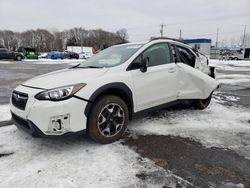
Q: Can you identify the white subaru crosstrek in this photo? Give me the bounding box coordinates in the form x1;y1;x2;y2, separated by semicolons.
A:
11;38;218;143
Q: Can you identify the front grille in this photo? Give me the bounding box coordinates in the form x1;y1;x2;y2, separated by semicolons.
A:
11;112;31;130
12;91;28;110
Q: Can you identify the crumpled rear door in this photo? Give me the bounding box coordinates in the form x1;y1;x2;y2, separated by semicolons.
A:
176;63;219;100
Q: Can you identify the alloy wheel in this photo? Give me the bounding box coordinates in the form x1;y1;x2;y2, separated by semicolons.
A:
97;103;125;137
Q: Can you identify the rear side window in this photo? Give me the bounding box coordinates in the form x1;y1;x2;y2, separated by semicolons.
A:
176;46;196;67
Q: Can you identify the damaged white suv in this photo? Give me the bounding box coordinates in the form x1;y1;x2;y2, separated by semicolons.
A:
11;38;218;143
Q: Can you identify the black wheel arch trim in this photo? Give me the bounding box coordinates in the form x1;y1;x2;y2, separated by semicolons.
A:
84;82;134;120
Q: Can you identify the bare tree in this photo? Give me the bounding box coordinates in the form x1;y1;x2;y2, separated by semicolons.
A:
0;27;130;52
116;29;129;43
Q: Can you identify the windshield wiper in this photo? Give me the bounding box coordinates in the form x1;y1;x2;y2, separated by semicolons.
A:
70;64;80;68
71;65;103;69
80;66;103;69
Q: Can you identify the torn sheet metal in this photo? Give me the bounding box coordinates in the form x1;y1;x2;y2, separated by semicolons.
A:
177;63;219;100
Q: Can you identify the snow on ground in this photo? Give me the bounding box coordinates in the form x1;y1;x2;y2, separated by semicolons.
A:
0;100;249;187
0;124;192;188
0;59;84;65
130;98;250;158
0;104;10;122
210;59;250;86
210;59;250;68
216;74;250;85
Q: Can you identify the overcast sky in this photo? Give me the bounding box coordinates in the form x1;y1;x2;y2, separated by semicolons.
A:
0;0;249;45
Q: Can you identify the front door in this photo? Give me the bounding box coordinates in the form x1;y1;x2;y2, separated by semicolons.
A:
129;43;179;111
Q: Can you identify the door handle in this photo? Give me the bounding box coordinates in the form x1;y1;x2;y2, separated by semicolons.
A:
168;68;176;73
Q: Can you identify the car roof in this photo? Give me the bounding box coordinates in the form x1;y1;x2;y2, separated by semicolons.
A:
115;38;193;49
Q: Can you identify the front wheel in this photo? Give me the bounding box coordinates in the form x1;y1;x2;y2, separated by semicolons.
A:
192;93;212;110
88;95;129;144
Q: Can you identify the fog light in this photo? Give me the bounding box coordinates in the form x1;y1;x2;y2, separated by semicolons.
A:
46;114;71;135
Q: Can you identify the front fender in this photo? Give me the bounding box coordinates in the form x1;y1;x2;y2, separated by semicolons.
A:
83;82;134;118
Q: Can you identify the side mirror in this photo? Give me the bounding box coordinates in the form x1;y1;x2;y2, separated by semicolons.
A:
140;57;149;73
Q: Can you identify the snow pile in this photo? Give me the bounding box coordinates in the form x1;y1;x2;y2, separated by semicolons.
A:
0;105;11;122
130;99;250;157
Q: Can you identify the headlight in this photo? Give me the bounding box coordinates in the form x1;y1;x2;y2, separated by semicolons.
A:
35;83;86;101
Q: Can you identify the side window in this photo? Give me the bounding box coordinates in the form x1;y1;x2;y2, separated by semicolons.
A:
176;46;196;67
143;43;172;67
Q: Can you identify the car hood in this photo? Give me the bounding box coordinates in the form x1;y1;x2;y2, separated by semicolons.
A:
22;68;108;89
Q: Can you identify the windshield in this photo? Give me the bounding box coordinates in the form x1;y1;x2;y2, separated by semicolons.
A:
77;44;143;68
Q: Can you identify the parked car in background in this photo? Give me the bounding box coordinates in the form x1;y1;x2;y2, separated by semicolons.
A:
11;38;218;144
0;48;24;61
64;51;79;59
47;51;64;59
79;52;92;59
18;47;39;59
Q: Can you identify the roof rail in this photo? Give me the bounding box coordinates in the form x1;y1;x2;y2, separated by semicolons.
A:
150;37;187;44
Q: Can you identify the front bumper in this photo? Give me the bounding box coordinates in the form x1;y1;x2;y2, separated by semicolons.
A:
10;85;89;137
11;112;85;137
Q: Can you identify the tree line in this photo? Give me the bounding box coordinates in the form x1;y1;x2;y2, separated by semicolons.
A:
0;28;129;52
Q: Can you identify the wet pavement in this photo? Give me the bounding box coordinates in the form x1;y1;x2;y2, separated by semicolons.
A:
124;134;250;188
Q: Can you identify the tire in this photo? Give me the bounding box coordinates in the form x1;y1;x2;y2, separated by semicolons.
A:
16;56;22;61
192;93;212;110
88;95;129;144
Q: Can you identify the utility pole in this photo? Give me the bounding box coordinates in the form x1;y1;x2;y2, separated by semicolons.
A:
160;24;166;38
242;25;246;48
179;29;182;40
80;27;83;53
216;28;219;48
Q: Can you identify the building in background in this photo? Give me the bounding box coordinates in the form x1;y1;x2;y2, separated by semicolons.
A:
183;38;212;58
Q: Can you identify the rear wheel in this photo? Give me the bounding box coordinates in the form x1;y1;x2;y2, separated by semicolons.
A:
88;95;129;144
192;93;212;110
